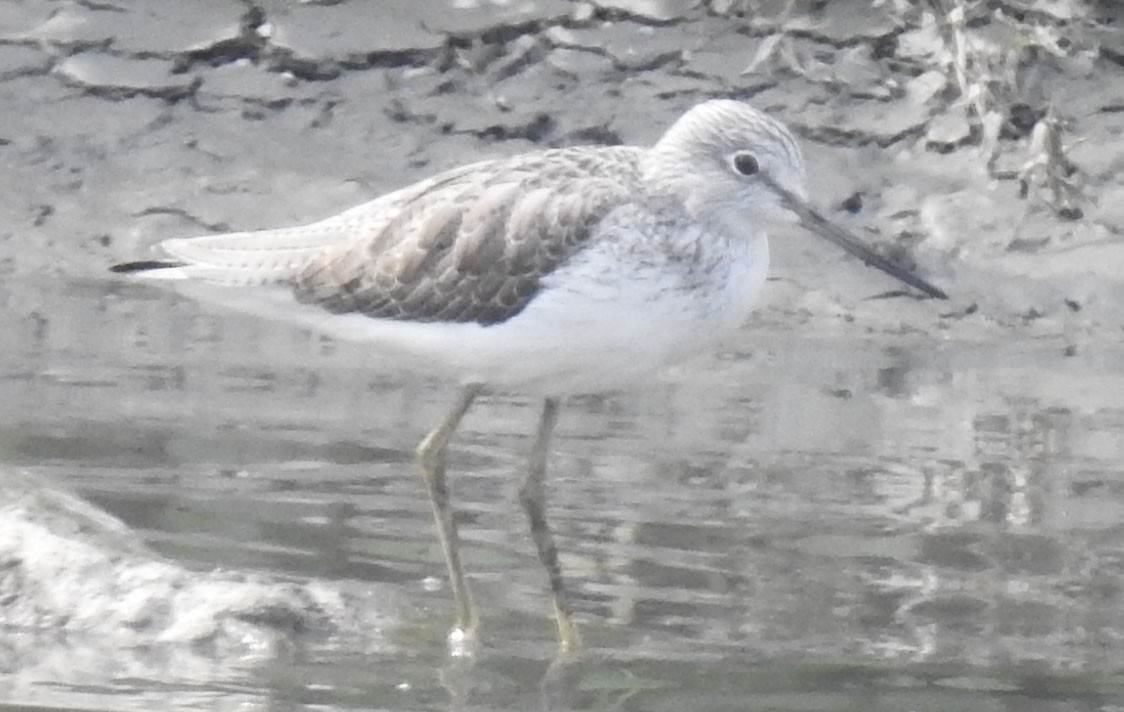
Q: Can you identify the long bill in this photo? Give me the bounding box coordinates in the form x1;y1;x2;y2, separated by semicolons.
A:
762;174;948;300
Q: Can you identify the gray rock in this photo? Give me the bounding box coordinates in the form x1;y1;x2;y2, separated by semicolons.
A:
590;0;701;23
262;0;445;61
0;469;396;657
0;44;51;81
16;0;245;55
55;53;197;98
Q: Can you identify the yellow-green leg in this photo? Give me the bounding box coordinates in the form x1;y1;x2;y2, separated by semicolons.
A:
518;397;582;652
417;384;483;649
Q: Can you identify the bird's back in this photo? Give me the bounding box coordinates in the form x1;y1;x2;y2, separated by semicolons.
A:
124;145;646;327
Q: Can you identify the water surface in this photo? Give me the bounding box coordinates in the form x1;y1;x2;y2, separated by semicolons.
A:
3;274;1123;710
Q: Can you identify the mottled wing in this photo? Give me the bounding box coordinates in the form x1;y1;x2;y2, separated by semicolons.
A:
149;160;499;286
293;147;642;325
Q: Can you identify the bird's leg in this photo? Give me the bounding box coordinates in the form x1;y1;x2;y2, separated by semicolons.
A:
518;397;582;652
417;383;483;649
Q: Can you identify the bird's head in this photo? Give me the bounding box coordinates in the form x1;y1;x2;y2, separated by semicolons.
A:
643;99;808;231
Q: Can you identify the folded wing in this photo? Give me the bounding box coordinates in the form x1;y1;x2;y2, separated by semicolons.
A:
293;148;639;325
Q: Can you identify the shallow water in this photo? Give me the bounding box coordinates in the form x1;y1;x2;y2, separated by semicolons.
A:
3;274;1124;710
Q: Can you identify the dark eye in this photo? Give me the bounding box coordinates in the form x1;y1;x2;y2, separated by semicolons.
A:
732;152;759;176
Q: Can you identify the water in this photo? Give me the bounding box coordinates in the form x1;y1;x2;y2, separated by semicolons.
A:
3;273;1124;711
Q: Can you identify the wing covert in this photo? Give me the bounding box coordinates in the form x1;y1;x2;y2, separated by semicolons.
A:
293;147;641;325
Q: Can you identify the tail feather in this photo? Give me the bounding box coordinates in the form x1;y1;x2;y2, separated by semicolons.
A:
109;224;363;285
109;192;400;285
109;259;185;273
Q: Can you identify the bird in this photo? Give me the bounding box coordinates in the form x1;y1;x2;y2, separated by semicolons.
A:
110;99;947;654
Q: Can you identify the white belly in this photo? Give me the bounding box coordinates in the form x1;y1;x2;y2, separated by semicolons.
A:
468;230;769;393
334;227;767;394
168;228;770;396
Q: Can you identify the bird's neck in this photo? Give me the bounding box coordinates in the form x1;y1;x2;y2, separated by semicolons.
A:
639;149;710;221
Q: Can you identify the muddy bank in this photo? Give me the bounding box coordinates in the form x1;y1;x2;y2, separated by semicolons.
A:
0;1;1120;338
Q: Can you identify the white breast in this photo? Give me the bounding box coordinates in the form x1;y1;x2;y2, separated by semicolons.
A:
164;222;770;397
417;222;771;394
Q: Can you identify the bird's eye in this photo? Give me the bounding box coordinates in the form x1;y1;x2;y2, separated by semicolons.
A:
731;152;759;177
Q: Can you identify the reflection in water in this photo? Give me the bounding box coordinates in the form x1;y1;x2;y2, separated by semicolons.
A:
3;276;1124;710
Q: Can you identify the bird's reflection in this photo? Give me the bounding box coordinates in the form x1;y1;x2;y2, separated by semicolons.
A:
439;649;586;712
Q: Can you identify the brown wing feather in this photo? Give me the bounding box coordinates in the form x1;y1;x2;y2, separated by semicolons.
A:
293;147;642;326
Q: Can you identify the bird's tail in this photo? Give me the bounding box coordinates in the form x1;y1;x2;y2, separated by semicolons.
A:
109;259;185;274
107;224;353;284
